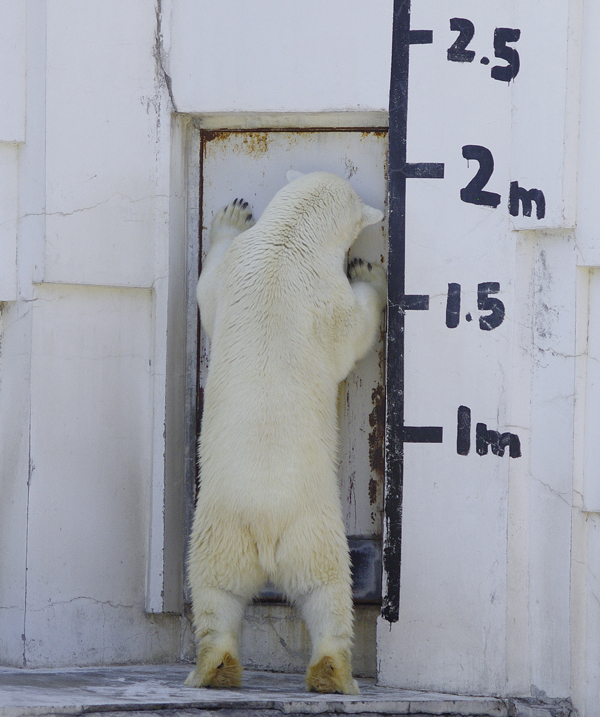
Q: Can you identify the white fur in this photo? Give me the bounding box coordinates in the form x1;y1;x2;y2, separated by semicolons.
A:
187;172;385;694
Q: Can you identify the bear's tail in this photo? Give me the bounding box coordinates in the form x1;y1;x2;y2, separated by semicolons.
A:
257;540;278;579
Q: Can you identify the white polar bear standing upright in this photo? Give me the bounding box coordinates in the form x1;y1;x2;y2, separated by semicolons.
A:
186;171;386;695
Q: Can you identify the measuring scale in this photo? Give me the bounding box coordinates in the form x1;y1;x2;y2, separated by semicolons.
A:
380;0;576;690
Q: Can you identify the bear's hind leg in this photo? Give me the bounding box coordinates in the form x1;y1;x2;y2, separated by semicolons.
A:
298;585;359;695
184;586;246;689
276;514;359;695
186;516;263;689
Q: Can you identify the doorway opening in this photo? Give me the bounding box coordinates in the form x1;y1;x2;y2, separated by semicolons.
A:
191;124;388;675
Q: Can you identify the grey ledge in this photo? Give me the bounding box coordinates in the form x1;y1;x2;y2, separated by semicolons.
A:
0;664;571;717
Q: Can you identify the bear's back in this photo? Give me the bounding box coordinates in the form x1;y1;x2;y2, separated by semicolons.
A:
212;226;350;375
199;224;350;497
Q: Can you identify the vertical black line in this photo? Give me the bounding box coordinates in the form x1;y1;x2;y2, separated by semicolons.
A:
195;133;206;505
446;283;461;329
457;405;471;455
383;0;411;623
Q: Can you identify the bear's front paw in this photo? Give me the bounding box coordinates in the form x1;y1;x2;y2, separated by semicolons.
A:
348;257;387;298
210;198;255;244
348;257;384;284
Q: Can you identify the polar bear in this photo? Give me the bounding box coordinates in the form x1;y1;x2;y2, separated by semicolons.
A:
186;171;386;695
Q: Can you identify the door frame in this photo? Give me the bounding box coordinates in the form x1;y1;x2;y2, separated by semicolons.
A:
180;113;390;610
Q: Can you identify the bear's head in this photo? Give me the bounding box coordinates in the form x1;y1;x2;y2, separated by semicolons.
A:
257;170;383;254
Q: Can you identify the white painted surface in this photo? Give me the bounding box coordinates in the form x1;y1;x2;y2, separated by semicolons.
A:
569;0;600;710
574;514;600;716
1;0;186;665
169;0;393;114
580;271;600;513
0;1;47;667
575;0;600;266
0;303;30;666
377;0;582;703
572;268;600;717
0;1;26;143
510;0;580;230
20;0;47;290
527;233;575;697
0;1;598;713
0;144;18;301
43;0;159;288
146;116;192;614
379;0;518;695
25;284;180;666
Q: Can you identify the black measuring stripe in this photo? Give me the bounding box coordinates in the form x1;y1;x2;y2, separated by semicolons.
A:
457;405;471;455
384;0;411;626
404;426;444;443
402;163;445;179
384;0;443;624
402;294;429;311
409;29;433;45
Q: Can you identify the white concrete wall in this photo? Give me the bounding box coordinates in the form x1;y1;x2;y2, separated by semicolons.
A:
0;1;598;714
0;1;25;298
0;0;184;667
570;1;600;715
376;0;580;704
168;0;392;113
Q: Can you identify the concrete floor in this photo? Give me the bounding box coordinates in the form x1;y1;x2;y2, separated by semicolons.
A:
0;663;512;717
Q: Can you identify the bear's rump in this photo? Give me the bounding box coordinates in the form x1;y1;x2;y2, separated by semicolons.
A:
192;483;348;588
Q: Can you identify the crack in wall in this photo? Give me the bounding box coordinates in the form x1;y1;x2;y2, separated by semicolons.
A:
153;0;177;113
29;597;136;612
22;192;169;220
533;476;572;507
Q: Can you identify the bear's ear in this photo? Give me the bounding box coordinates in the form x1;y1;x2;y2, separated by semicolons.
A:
362;204;384;226
286;170;305;183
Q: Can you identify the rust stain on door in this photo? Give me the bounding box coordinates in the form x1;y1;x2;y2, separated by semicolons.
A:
368;385;385;487
203;131;272;157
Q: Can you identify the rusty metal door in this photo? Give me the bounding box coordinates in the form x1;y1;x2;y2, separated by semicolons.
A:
197;128;387;603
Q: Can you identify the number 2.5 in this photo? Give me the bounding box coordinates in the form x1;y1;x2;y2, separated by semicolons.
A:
447;19;521;83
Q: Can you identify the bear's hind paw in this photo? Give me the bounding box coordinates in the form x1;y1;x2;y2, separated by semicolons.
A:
184;651;242;689
306;655;360;695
